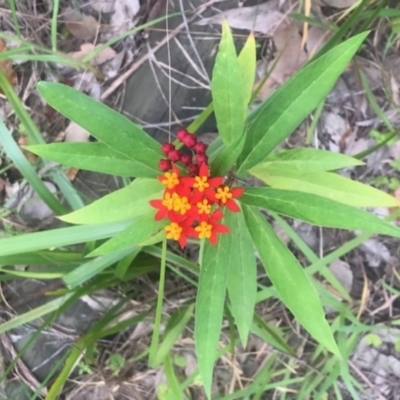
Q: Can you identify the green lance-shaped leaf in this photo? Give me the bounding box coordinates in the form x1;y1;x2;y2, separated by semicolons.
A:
211;20;247;146
60;178;163;225
88;213;166;257
195;231;232;398
210;133;245;176
226;210;257;346
238;32;256;106
240;187;400;237
242;205;340;357
36;82;162;176
250;164;400;208
259;148;364;171
26;142;159;178
237;32;368;173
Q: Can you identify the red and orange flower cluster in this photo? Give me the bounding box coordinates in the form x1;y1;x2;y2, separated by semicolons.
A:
150;129;244;248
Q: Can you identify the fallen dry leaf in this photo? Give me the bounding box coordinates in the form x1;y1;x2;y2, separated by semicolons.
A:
256;24;327;100
65;121;90;142
196;1;289;35
18;133;37;163
0;39;17;93
64;9;99;41
69;43;117;65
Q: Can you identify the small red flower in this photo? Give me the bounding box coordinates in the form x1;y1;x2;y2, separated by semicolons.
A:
195;209;229;245
158;165;181;190
165;216;196;248
184;163;224;201
215;186;244;212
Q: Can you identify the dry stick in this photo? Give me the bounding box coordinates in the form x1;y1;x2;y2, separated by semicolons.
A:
348;360;386;400
100;0;219;101
0;329;47;396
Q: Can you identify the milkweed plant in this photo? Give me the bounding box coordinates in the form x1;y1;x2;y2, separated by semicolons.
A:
2;23;400;398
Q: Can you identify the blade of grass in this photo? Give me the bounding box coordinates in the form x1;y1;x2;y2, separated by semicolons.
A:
0;69;83;211
149;238;168;367
7;0;21;38
359;69;394;131
164;354;184;400
51;0;60;52
0;115;66;214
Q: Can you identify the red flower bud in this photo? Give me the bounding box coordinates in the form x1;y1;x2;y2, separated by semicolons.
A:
180;153;192;166
193;141;208;154
196;154;208;166
158;159;172;172
182;134;197;148
177;128;189;142
188;163;199;176
161;142;175;156
168;149;181;162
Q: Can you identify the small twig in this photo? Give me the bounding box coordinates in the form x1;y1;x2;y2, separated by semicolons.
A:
101;0;220;101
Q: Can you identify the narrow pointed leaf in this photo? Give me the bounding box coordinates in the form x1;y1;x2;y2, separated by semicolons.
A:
259;148;364;171
211;20;247;146
210;132;245;176
60;178;163;224
240;187;400;237
88;214;166;257
63;248;134;287
237;32;368;173
242;205;340;357
0;118;66;214
195;236;231;398
26;142;159;177
36;82;162;174
250;165;400;208
0;220;133;257
226;210;257;346
238;32;256;106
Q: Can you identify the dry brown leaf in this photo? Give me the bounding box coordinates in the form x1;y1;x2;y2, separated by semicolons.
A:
18;134;37;163
64;9;99;40
196;1;289;35
256;25;327;100
65;121;90;142
0;39;17;93
66;167;80;181
69;43;116;65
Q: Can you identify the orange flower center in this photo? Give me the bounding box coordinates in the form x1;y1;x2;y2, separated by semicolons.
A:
193;176;209;192
162;192;179;210
174;196;191;215
162;172;179;189
215;186;233;204
195;221;212;239
165;222;182;240
197;199;211;215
